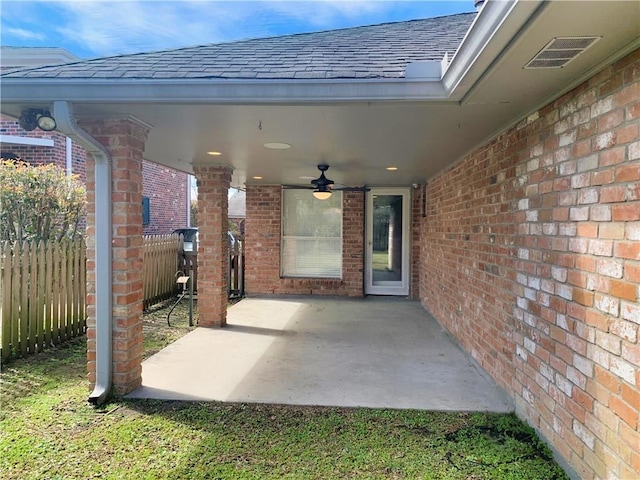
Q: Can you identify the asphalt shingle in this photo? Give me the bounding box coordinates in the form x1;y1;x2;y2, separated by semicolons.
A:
1;13;475;80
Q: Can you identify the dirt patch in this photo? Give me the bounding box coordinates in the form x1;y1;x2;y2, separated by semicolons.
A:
142;297;242;359
142;300;197;359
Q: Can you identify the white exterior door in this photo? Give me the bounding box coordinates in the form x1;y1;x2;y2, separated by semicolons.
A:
365;188;410;296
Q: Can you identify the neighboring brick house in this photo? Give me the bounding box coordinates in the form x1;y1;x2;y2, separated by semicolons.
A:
0;116;87;180
0;47;190;235
2;3;638;479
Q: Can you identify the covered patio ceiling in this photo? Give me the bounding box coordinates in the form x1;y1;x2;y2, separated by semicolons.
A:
1;1;638;189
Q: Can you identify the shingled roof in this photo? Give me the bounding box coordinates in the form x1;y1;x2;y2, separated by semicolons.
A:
2;13;475;80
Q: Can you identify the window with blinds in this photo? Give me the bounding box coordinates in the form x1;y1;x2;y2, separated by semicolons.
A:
281;189;342;278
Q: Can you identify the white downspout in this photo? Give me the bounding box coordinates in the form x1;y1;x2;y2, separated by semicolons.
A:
186;174;192;228
65;136;73;176
53;101;112;406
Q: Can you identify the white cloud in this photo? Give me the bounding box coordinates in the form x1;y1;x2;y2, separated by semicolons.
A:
35;0;403;56
51;1;238;56
3;27;46;41
265;0;388;27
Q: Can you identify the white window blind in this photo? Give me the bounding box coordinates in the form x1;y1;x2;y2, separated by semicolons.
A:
281;190;342;278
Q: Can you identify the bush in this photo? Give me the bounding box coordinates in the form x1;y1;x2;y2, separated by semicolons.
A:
0;159;86;242
190;199;198;227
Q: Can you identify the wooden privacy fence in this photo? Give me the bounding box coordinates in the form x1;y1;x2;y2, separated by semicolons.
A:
1;239;86;363
143;234;181;310
178;239;245;299
1;233;242;361
229;239;244;298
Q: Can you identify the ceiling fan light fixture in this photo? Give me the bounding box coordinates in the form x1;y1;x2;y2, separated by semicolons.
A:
313;190;331;200
312;189;332;200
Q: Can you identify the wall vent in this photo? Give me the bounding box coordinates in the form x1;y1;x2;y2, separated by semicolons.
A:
524;36;601;69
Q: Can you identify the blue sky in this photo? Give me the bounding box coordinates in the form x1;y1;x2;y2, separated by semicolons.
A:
1;1;474;59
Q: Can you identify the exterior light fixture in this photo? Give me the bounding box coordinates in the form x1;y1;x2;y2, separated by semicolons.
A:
207;151;222;156
386;166;398;171
18;109;57;132
312;186;332;200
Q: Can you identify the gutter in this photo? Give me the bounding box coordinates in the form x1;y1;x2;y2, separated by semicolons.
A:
53;101;113;406
0;77;448;104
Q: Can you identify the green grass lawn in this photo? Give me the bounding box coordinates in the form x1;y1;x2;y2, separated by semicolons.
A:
0;302;568;480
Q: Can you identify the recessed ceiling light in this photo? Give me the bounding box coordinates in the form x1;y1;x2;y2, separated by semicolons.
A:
386;166;398;171
252;176;263;180
207;151;222;156
264;142;291;150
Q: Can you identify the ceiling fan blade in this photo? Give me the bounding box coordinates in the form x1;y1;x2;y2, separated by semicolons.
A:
282;185;315;190
284;165;368;193
333;186;370;192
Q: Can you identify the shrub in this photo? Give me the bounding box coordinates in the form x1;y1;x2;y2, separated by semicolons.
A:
0;159;86;242
190;198;198;227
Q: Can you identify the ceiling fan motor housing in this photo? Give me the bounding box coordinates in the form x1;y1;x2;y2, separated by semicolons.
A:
311;164;335;188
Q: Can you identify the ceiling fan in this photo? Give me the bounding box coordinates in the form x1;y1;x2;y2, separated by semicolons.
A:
283;164;369;200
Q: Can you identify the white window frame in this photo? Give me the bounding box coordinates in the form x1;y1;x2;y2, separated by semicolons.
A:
281;189;343;279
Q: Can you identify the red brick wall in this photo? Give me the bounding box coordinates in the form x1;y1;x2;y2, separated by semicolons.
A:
142;160;189;235
420;50;639;479
245;186;365;296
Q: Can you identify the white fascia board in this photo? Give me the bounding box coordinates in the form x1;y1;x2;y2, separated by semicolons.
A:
0;134;55;147
0;77;448;106
442;0;545;100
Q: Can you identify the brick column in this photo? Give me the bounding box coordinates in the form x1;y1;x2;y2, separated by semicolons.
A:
82;118;149;395
193;165;233;327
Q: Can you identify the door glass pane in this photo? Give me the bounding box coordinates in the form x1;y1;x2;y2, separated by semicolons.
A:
372;195;403;284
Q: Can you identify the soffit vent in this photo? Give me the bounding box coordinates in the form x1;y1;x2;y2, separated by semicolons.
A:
524;36;601;69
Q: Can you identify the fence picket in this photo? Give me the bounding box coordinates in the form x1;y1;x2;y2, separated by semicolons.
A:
11;243;20;355
72;240;80;334
52;243;60;345
79;239;86;330
44;242;53;347
1;242;12;362
28;241;38;353
36;242;46;351
65;240;73;339
60;241;69;342
19;242;29;355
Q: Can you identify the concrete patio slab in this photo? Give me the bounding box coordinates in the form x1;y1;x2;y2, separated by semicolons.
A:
127;296;513;412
